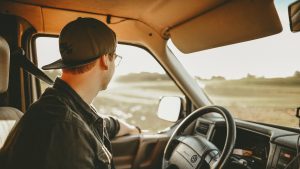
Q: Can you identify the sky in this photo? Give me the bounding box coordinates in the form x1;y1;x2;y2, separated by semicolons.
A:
36;0;300;80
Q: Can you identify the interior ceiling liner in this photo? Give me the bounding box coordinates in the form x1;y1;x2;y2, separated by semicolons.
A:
170;0;283;54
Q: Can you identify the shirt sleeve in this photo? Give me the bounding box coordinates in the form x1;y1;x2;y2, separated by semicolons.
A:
104;116;120;139
44;121;96;169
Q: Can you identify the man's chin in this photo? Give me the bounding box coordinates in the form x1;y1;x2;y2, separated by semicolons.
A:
100;84;108;91
103;86;108;90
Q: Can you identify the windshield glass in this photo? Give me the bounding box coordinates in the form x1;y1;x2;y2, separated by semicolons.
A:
169;0;300;128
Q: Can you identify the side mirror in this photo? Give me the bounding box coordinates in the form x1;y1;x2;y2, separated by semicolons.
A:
289;0;300;32
156;96;184;122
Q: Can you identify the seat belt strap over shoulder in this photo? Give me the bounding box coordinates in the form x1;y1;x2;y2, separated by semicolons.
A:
11;47;54;85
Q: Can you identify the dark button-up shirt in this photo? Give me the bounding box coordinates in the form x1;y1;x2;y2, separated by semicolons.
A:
0;78;120;169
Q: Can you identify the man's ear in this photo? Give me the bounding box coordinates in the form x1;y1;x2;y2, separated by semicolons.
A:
99;55;109;70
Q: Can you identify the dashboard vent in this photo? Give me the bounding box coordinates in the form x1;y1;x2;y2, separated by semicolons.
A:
196;122;210;135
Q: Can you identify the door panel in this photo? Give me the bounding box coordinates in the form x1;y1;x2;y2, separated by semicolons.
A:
112;133;170;169
112;135;140;169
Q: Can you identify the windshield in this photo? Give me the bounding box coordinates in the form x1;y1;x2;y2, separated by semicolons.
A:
169;0;300;128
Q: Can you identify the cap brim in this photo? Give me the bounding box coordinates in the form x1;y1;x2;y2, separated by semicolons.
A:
42;56;100;70
42;59;66;70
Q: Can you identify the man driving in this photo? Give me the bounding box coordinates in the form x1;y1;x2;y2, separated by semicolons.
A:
1;17;140;169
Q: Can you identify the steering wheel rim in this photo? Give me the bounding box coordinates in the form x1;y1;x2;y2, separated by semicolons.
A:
162;105;236;169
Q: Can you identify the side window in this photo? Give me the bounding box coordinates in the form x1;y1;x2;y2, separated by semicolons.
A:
35;37;184;132
35;37;61;92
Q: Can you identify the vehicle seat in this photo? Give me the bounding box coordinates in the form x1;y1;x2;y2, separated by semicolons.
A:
0;36;23;148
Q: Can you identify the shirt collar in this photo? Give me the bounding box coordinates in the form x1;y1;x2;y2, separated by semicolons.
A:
52;78;100;124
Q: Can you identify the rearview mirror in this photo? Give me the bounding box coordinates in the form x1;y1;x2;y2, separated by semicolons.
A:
156;96;184;122
289;0;300;32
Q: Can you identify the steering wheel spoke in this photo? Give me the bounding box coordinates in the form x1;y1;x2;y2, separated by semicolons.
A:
172;135;187;142
207;151;220;168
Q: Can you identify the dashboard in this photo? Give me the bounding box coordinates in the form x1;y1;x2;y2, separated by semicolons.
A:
192;118;300;169
211;125;269;169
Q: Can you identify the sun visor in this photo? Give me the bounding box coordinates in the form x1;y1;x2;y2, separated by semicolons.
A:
169;0;282;53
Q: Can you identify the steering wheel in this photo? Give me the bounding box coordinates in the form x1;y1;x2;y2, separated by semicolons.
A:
162;105;236;169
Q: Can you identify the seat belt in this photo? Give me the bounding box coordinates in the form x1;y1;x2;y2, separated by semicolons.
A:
11;47;54;85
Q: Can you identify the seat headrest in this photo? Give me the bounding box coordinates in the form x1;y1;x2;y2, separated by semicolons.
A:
0;36;10;94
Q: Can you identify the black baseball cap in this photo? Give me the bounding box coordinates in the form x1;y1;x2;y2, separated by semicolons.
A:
42;17;116;70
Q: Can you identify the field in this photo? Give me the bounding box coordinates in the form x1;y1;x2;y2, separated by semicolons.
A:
203;77;300;128
41;71;300;131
